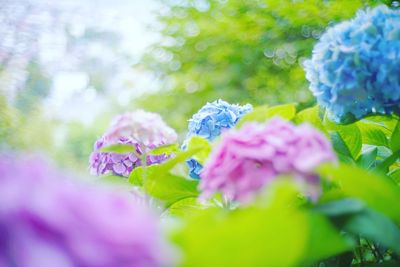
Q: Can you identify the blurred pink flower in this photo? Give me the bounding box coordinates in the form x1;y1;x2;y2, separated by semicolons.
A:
200;117;336;203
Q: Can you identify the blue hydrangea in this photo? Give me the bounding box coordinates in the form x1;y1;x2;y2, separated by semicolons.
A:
183;99;252;179
304;5;400;123
186;158;204;179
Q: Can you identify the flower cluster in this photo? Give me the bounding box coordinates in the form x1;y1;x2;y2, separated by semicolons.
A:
90;110;177;177
304;5;400;123
183;99;252;178
0;155;175;267
200;118;336;203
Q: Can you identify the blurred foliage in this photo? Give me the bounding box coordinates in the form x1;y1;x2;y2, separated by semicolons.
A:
138;0;392;132
15;61;51;113
52;120;110;170
0;0;140;172
174;183;352;267
0;95;111;171
0;95;54;152
0;96;16;144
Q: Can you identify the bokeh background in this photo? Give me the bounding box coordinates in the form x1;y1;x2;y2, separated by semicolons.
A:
0;0;397;172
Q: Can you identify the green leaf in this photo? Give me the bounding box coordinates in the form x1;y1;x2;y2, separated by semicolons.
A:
100;144;136;154
357;147;377;170
165;197;204;217
128;165;158;186
127;136;209;207
325;119;362;160
294;105;326;133
375;150;400;173
345;209;400;254
315;199;400;257
155;137;207;172
236;105;269;127
330;132;354;163
145;173;199;208
174;183;308;267
129;166;199;207
175;182;350;267
376;146;393;160
128;159;199;207
148;143;178;155
263;103;297;120
128;167;144;186
337;127;362;160
187;136;211;164
314;198;365;217
237;103;296;127
390;120;400;152
302;213;353;265
317;163;400;223
357;121;389;147
389;168;400;185
364;115;398;132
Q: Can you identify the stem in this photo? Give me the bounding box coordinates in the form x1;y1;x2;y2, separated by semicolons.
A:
139;142;148;183
366;240;380;262
357;237;364;267
373;242;385;262
222;196;232;210
139;142;152;206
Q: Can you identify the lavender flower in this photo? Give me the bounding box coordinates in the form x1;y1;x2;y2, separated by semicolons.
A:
90;110;177;177
0;154;176;267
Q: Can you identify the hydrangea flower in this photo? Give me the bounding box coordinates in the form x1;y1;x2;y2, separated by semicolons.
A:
304;5;400;123
200;118;336;203
0;154;176;267
104;110;177;146
90;110;177;177
183;99;252;179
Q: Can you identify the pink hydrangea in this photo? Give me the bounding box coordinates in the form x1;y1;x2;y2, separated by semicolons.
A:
200;117;336;203
0;154;176;267
90;110;177;177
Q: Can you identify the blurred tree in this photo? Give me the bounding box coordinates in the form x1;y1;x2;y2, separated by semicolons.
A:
0;0;140;171
15;61;51;113
138;0;393;132
0;97;54;153
0;96;16;146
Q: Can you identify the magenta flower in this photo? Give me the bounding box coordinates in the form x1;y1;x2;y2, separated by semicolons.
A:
0;154;176;267
200;117;336;203
90;110;178;177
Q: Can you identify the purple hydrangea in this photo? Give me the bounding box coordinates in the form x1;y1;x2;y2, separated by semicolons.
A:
0;154;176;267
90;110;178;177
200;118;336;203
304;5;400;123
